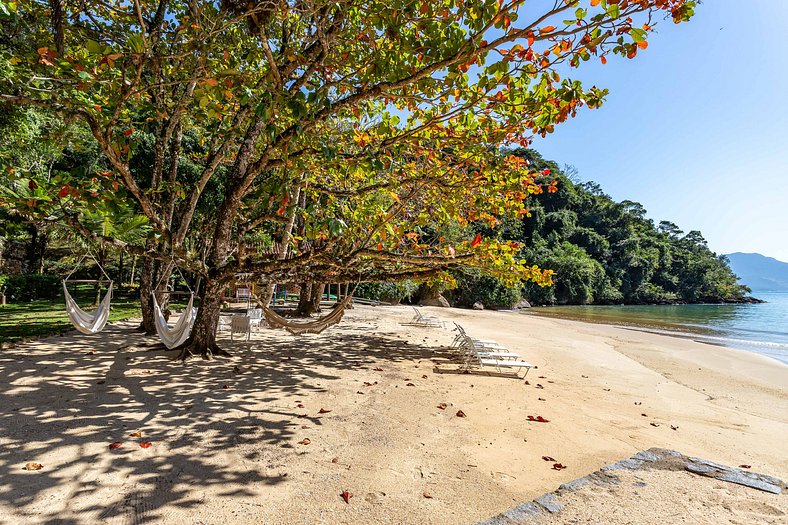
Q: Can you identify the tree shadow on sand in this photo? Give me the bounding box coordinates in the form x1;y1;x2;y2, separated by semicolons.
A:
0;314;449;524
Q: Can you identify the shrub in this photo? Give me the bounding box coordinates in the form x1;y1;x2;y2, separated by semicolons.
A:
355;280;418;303
447;272;523;309
4;273;61;302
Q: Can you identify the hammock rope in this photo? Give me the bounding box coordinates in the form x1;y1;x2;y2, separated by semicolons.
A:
62;253;113;335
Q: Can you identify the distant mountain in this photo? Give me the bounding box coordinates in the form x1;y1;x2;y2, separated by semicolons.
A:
726;253;788;292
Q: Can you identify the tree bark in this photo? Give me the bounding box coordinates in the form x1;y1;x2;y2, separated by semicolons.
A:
310;282;325;313
174;274;229;360
295;282;312;316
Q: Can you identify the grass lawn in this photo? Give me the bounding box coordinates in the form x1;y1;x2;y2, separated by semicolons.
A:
0;286;190;345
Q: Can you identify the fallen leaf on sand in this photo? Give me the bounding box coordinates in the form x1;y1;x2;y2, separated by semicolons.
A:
641;413;648;417
437;403;448;410
634;402;642;405
536;384;544;389
524;381;530;385
24;463;43;471
139;442;152;449
538;376;546;379
581;375;588;378
423;492;433;499
422;374;428;379
298;438;311;445
130;431;143;438
456;410;467;418
373;367;383;372
318;408;332;414
552;463;567;470
406;382;415;387
527;416;549;423
356;391;364;394
340;490;353;503
537;397;546;401
603;388;611;392
739;464;751;469
671;425;679;431
297;404;305;408
542;456;556;462
109;442;122;450
332;457;340;464
650;422;660;427
97;380;106;385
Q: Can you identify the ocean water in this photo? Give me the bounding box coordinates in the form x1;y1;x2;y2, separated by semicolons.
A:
528;292;788;365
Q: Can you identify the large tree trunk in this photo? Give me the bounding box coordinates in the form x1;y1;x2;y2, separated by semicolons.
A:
295;282;312;316
137;256;173;334
174;274;228;360
310;282;325;313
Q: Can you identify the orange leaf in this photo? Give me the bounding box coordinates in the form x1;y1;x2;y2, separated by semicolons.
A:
470;234;482;248
109;442;122;450
24;462;44;471
318;408;332;414
637;40;648;49
139;442;152;449
591;0;600;6
123;128;134;137
539;26;556;34
340;490;353;503
601;56;607;65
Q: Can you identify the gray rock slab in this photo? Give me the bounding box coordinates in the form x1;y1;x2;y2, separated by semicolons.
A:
602;458;643;471
633;450;662;462
534;493;562;513
502;502;544;521
718;472;782;494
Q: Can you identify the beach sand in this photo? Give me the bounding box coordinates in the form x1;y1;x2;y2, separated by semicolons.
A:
0;305;785;524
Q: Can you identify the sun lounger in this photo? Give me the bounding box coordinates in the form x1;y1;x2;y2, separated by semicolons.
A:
411;306;445;328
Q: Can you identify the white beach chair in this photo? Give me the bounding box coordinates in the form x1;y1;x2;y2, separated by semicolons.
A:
464;352;534;379
230;315;251;341
411;306;445;328
246;308;263;330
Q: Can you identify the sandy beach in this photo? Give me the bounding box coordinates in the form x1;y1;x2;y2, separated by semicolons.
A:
0;305;786;524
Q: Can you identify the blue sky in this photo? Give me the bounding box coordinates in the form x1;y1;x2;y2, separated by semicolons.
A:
530;0;788;262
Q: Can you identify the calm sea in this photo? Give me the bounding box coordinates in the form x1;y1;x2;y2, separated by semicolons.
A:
528;293;788;365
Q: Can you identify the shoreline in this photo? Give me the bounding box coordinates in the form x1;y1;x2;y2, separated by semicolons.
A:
1;304;786;524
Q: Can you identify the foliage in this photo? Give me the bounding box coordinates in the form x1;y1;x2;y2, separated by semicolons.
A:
512;149;750;305
446;270;523;309
3;273;60;301
355;280;418;304
0;0;697;353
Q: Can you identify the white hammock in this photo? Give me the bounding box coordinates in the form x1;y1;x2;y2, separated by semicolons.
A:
152;292;194;349
63;281;113;335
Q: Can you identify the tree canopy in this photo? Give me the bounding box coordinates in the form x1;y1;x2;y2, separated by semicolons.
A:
0;0;697;356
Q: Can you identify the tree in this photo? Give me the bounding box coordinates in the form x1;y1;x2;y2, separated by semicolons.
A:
0;0;696;358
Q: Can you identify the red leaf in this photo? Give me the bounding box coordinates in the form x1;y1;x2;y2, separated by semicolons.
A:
539;26;556;34
541;169;550;175
318;408;332;414
601;56;607;65
28;180;37;190
139;442;152;449
470;234;482;248
109;442;122;450
542;456;556;462
456;410;467;418
57;186;70;198
340;490;353;503
437;403;447;410
552;463;567;470
123;128;134;137
739;464;751;469
298;438;311;445
527;415;550;423
423;492;433;499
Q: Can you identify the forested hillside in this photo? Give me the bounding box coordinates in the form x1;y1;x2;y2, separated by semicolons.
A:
511;150;750;305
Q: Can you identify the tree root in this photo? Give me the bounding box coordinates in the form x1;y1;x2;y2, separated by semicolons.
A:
172;341;232;361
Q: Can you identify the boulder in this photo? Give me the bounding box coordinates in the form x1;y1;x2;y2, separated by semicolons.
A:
513;299;532;309
472;301;484;310
421;294;450;308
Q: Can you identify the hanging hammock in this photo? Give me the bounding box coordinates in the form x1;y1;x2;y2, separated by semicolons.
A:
62;254;113;335
263;295;353;335
152;292;194;349
151;263;196;349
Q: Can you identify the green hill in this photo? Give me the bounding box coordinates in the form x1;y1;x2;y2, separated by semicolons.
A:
726;252;788;292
